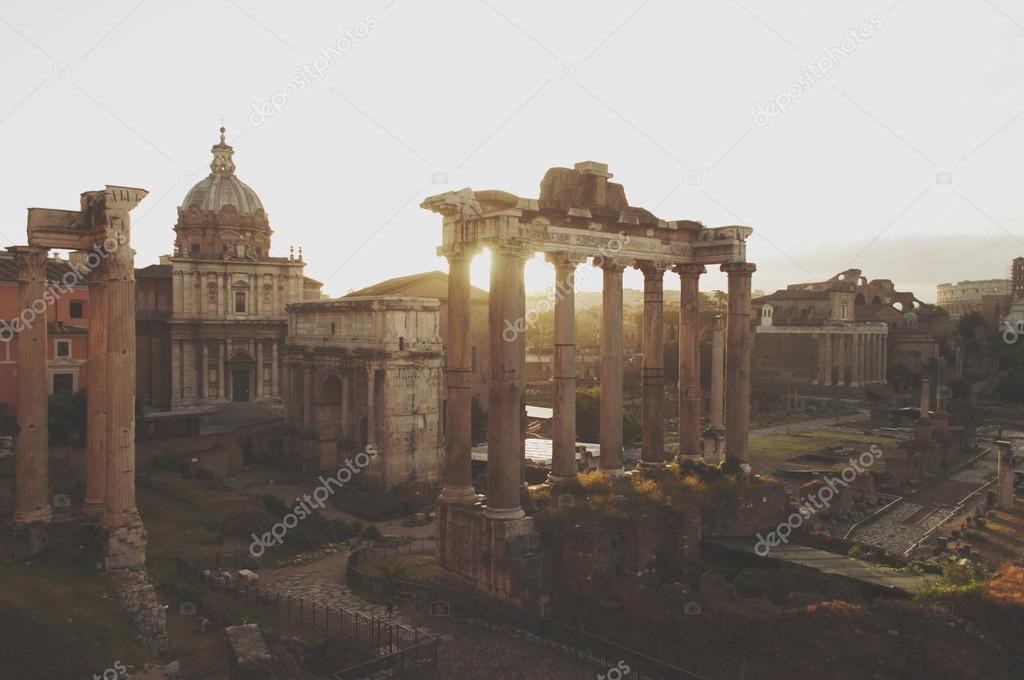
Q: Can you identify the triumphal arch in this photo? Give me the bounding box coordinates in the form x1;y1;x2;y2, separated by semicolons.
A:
423;161;757;602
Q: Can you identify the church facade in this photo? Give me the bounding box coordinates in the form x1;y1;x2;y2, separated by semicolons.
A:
138;129;322;410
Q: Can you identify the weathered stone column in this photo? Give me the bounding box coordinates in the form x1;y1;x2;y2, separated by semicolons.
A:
270;340;279;399
441;249;478;504
599;258;627;475
823;330;833;386
83;258;108;517
881;334;888;383
10;246;52;525
103;232;142;533
851;333;862;387
170;340;182;406
636;262;667;468
303;362;314;431
920;377;931;418
710;314;726;429
722;262;756;464
254;340;263;398
996;440;1015;510
217;340;226;400
484;244;527;519
366;365;377;447
201;341;210;399
675;263;704;459
547;253;580;486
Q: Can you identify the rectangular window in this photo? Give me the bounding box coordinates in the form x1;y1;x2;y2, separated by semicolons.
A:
69;301;84;318
56;340;71;358
53;373;74;395
235;292;246;313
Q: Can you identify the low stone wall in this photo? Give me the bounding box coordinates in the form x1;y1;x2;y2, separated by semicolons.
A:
701;482;788;537
109;568;168;652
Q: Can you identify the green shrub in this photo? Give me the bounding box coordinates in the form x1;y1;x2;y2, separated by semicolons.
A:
261;494;289;518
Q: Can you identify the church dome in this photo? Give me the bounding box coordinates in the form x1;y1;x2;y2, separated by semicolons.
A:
174;128;273;258
180;127;265;216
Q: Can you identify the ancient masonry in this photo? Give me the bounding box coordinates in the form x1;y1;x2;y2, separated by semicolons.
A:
283;296;444;486
422;162;757;603
10;186;167;650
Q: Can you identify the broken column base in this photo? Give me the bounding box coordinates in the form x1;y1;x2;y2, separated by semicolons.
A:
435;502;544;608
108;568;168;652
102;515;149;571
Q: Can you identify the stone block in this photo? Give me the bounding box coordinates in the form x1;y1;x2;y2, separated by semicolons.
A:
225;624;273;678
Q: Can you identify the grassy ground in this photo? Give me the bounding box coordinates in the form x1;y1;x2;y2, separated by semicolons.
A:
0;557;157;678
748;430;895;472
355;554;439;583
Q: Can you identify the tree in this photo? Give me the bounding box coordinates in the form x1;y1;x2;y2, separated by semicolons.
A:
575;386;640;445
956;311;985;341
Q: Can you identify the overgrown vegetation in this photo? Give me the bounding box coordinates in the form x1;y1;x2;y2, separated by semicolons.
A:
914;559;992;603
575;387;641;445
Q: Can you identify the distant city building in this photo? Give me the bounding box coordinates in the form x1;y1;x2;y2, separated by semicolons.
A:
936;278;1011;320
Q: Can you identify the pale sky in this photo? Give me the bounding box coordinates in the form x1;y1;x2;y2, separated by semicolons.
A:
1;0;1023;302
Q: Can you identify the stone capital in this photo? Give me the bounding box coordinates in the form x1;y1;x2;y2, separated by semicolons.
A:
545;251;588;270
634;260;669;279
442;243;480;262
8;246;49;282
721;261;757;276
593;255;630;272
672;262;706;278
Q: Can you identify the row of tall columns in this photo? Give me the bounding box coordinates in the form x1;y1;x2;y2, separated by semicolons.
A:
170;338;283;403
815;331;887;386
11;247;53;524
438;246;758;517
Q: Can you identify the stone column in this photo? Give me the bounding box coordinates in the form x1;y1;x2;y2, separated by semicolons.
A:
340;370;351;439
484;244;527;519
303;362;314;431
676;263;704;459
170;339;182;406
996;440;1015;510
710;314;726;429
598;258;627;475
102;231;143;541
722;262;756;464
201;341;210;400
823;330;833;386
440;249;477;504
636;262;667;468
83;259;108;517
851;333;862;387
547;253;580;486
255;340;263;398
11;246;52;524
881;334;888;383
366;365;377;447
920;377;931;418
271;340;279;399
225;340;233;401
218;340;226;400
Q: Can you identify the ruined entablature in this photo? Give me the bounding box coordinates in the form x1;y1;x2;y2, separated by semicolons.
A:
424;161;752;268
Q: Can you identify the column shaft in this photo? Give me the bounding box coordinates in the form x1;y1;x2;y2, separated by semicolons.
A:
201;340;210;399
710;315;726;428
255;340;263;398
11;247;52;524
638;263;667;467
598;260;625;474
84;268;107;516
823;331;832;386
676;264;704;458
303;363;314;431
484;245;527;519
548;254;579;485
441;251;477;503
271;340;279;398
722;262;756;464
